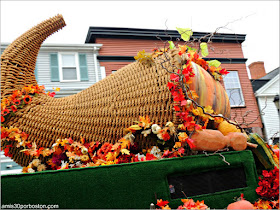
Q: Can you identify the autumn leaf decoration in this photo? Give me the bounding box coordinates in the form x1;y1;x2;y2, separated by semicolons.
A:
134;50;154;66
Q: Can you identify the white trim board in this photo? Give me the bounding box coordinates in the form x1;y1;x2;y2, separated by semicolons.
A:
255;74;279;97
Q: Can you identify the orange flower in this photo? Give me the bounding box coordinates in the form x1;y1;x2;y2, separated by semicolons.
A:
1;115;5;122
13;99;21;106
1;108;10;116
178;132;188;142
11;105;17;112
23;95;32;104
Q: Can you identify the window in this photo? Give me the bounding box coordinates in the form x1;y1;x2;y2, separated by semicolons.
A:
50;53;88;82
223;71;245;107
59;53;80;82
112;70;117;74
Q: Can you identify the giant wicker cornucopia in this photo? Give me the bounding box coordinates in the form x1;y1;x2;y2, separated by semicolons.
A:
1;15;231;166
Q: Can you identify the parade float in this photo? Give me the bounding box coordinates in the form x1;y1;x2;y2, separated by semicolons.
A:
1;15;279;209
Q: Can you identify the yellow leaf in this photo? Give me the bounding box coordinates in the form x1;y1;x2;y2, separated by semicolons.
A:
192;108;200;116
204;105;214;114
178;124;186;130
128;125;142;130
14;134;22;142
121;149;130;155
106;152;117;161
134;50;153;66
119;138;131;149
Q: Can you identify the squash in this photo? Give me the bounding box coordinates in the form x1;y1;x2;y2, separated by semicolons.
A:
191;129;229;152
225;132;247;151
218;120;241;136
191;129;249;152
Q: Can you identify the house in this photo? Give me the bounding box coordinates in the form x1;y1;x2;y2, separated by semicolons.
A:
85;27;263;135
250;62;279;144
1;43;103;98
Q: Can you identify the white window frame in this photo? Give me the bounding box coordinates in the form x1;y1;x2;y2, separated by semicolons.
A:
58;52;80;82
223;71;245;107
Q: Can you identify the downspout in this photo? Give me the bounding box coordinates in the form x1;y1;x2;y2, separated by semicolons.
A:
93;46;99;83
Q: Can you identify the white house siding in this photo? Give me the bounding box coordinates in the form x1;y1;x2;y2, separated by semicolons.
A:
258;96;279;141
256;77;279;142
36;49;99;97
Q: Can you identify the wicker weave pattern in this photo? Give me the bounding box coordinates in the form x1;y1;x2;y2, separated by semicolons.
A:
1;14;66;99
5;61;174;166
1;15;230;166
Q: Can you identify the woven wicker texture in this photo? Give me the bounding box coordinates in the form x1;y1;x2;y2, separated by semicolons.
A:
1;14;66;99
1;15;230;166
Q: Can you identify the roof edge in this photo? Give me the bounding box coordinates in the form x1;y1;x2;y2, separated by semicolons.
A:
85;26;246;44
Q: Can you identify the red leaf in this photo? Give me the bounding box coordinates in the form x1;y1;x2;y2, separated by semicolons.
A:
146;153;157;161
174;106;180;111
178;147;185;154
170;73;179;82
157;199;169;207
167;82;177;90
187;138;196;149
220;68;229;75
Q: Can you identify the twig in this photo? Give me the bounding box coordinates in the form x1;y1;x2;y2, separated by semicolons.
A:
203;149;231;165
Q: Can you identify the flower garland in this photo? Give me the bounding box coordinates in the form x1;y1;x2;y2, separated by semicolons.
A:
1;115;195;173
1;84;59;123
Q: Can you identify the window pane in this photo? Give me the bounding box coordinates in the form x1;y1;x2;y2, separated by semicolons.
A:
62;54;76;67
226;89;244;106
62;67;77;80
224;71;241;89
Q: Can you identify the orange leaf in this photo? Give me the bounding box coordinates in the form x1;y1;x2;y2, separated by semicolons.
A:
111;143;121;151
174;142;182;148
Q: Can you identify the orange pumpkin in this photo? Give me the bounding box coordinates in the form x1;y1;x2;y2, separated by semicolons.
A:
227;200;254;209
189;62;231;118
227;195;254;210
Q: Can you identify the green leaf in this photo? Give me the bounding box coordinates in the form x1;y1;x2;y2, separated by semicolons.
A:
176;27;193;41
207;59;221;68
168;41;175;49
200;42;209;57
186;46;197;52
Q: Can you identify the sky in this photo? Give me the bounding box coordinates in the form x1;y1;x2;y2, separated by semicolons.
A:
1;1;279;75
